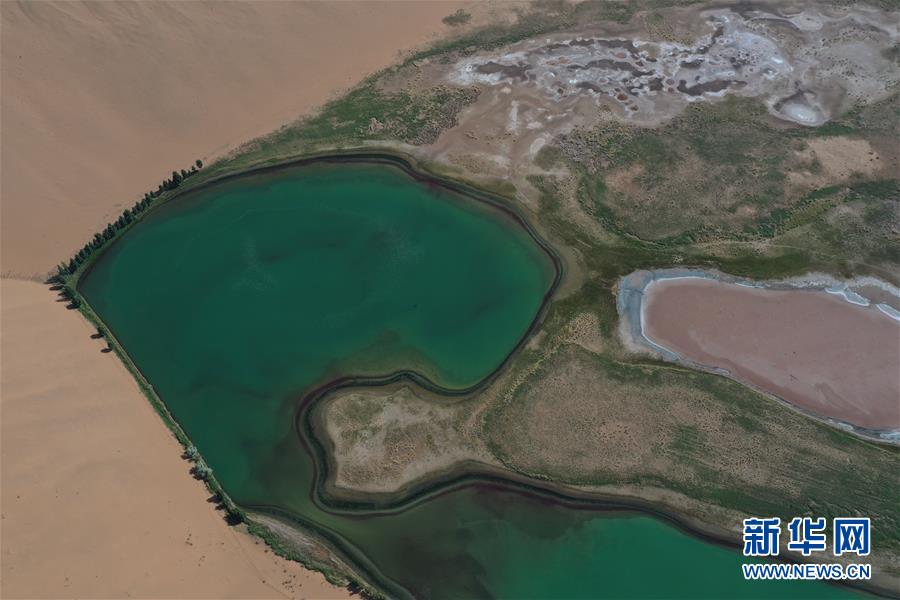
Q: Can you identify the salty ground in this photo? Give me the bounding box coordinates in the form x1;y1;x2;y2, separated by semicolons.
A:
0;1;509;596
639;274;900;432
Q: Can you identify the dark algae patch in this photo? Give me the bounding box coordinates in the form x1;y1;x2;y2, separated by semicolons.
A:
80;159;859;599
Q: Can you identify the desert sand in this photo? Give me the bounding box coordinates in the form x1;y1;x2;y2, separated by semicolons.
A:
643;278;900;431
0;279;352;598
0;1;495;597
1;0;488;277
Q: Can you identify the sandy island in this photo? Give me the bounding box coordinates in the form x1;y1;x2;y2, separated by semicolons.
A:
0;1;501;596
635;275;900;433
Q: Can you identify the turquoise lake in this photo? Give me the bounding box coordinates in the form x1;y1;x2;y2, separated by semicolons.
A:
80;160;856;599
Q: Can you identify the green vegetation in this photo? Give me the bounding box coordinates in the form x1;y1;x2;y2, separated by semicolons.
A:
765;179;900;275
442;9;472;27
552;94;898;262
556;97;799;241
300;83;478;146
536;94;899;282
804;89;899;138
205;83;478;179
483;343;900;555
191;460;213;482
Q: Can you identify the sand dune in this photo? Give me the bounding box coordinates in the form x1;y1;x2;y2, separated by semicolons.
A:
1;0;479;277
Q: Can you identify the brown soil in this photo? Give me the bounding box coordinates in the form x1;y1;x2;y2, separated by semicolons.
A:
789;137;885;190
321;385;495;495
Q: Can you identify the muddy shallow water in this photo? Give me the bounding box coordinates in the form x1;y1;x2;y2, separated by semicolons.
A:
620;270;900;436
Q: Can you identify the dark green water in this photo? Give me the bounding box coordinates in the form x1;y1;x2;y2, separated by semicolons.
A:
81;160;855;599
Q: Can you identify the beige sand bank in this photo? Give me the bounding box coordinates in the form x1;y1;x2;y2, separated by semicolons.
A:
0;279;353;598
643;278;900;431
1;0;483;277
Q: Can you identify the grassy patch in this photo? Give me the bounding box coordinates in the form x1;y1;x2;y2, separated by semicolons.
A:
484;344;900;553
557;97;800;241
552;94;899;266
207;83;479;178
442;9;472;27
800;93;899;138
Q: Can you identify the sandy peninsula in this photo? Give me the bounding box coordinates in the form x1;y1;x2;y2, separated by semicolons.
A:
0;1;497;597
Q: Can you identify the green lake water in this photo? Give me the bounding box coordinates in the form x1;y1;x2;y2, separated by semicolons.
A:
80;160;855;599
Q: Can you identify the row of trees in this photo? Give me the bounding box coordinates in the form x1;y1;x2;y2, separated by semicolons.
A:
55;159;203;279
185;445;213;480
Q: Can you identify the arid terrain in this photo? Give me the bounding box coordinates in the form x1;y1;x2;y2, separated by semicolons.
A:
0;1;507;597
4;0;900;597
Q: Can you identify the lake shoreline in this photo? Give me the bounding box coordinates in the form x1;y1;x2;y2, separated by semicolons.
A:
298;359;899;600
68;152;896;600
70;150;566;600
